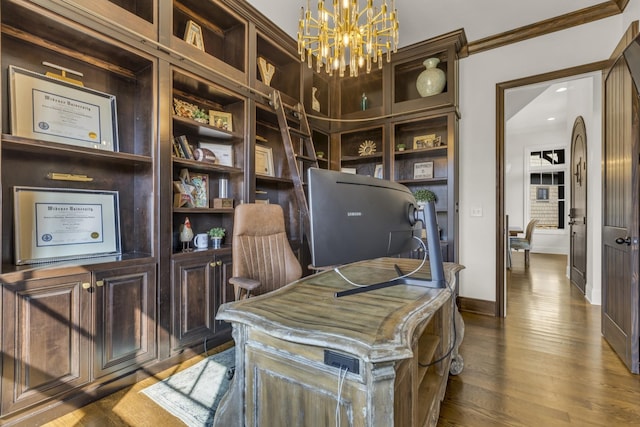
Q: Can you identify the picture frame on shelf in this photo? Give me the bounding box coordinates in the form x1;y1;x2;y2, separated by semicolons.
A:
190;173;209;208
9;65;118;152
13;187;121;265
413;134;438;149
184;20;205;51
414;161;434;179
209;110;233;131
198;142;234;167
374;164;383;179
255;145;274;177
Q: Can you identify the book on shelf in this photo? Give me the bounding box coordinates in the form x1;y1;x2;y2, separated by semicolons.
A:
175;135;194;159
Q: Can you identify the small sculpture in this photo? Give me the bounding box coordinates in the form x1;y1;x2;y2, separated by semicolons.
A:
258;57;275;86
312;87;321;112
180;217;194;252
358;140;376;156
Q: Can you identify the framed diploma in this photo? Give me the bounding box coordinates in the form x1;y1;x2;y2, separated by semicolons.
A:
255;145;274;177
13;187;121;265
8;65;118;151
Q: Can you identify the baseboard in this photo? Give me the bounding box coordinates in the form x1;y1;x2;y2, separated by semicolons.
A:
457;296;496;316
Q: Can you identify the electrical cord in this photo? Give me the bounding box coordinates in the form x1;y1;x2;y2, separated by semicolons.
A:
333;236;428;288
335;366;348;427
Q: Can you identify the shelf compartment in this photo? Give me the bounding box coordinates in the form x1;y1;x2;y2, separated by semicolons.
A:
172;0;246;73
256;34;301;101
393;52;450;105
339;69;383;116
2;24;154;156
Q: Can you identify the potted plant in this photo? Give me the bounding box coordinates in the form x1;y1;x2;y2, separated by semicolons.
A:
316;151;325;159
208;227;226;248
413;189;436;209
397;143;406;152
193;107;209;124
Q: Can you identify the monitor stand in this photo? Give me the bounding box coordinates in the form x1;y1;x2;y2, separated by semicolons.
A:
335;264;445;298
335;201;446;298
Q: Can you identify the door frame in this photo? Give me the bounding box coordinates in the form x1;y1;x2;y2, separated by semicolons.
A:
495;61;608;317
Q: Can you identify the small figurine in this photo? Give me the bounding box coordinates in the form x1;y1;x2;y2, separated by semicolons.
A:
180;217;194;252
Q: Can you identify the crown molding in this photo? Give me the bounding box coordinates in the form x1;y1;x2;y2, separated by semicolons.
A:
463;2;623;56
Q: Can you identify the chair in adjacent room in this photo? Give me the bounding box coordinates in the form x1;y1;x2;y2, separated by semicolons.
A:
229;203;303;300
509;219;538;268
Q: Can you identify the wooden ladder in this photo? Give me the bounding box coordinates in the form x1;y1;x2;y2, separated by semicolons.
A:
270;89;319;241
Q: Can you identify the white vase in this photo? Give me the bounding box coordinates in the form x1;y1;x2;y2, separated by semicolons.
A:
416;58;446;97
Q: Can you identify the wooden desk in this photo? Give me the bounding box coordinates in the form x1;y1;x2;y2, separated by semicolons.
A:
213;258;465;427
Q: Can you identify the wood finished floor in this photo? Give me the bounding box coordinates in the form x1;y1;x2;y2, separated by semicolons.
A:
45;253;640;426
439;253;640;426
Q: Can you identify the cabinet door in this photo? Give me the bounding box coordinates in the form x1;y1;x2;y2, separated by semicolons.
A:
1;274;91;416
93;264;157;379
171;254;217;349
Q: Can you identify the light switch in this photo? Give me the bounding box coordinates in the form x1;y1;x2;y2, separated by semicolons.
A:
471;207;483;217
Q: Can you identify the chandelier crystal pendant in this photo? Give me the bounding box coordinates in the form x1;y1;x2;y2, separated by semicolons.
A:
298;0;399;77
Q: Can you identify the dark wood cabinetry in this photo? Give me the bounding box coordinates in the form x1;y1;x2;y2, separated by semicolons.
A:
0;0;464;423
0;261;155;420
1;273;92;417
331;31;465;263
171;250;232;351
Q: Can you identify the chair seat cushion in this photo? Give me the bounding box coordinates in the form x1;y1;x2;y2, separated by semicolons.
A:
510;237;531;250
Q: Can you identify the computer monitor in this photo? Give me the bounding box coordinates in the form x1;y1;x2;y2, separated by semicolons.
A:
307;168;445;296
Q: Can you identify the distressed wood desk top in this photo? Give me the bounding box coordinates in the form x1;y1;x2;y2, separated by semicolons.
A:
216;257;464;363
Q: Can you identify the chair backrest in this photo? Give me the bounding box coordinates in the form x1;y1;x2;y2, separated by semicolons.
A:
524;219;538;243
232;204;302;296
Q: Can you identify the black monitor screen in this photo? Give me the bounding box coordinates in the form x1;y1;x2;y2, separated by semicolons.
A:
308;168;420;267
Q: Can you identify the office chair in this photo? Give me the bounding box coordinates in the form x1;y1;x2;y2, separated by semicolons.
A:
228;203;303;300
510;219;538;268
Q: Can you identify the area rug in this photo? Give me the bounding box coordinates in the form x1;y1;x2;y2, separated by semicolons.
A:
141;347;234;427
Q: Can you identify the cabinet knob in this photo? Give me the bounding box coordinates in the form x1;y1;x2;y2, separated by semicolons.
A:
216;260;222;266
82;282;91;290
210;262;216;268
96;280;104;287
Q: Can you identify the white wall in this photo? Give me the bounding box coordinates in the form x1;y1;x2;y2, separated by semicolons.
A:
457;16;625;303
506;125;568;256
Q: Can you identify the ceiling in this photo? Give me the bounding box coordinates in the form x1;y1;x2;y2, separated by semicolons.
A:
245;0;610;49
245;1;612;134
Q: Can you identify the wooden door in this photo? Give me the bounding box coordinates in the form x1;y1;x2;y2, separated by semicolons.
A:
602;51;640;374
569;116;587;293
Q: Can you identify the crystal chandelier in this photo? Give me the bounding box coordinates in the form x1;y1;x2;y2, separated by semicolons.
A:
297;0;399;77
